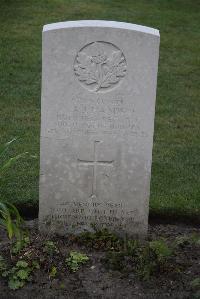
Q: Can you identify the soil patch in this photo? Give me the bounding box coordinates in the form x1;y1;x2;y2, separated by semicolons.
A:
0;220;200;299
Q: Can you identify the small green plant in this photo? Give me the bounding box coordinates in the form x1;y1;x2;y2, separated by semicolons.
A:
137;239;173;280
136;247;155;280
66;251;89;272
174;233;200;248
174;235;190;247
124;239;139;256
149;240;173;261
190;233;200;246
49;265;57;278
104;238;139;271
12;234;30;255
191;278;200;299
0;255;7;274
191;278;200;288
2;259;39;290
43;240;59;255
0;138;28;240
0;201;23;240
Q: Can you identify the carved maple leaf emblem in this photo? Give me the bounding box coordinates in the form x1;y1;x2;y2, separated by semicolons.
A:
74;42;127;92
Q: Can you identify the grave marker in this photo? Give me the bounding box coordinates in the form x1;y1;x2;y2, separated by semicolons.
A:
39;20;160;237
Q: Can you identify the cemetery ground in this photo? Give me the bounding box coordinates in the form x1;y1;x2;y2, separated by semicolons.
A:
0;0;200;298
0;220;200;298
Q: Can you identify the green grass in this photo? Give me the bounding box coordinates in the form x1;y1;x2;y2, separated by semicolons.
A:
0;0;200;219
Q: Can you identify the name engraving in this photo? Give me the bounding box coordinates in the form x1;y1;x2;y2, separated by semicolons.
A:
46;94;148;137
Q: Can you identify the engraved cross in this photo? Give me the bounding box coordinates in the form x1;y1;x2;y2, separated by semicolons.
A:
78;141;114;197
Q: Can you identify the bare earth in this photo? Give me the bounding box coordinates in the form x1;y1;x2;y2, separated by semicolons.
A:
0;220;200;299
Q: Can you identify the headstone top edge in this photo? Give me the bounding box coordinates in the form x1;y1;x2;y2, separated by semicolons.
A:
43;20;160;37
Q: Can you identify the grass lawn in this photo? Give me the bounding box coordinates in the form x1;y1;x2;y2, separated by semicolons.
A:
0;0;200;219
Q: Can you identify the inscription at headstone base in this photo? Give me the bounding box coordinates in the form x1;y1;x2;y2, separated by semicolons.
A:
39;20;160;237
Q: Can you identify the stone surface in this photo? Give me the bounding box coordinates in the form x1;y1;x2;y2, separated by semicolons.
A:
39;20;160;237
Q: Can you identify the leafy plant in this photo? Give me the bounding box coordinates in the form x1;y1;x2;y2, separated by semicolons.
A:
12;234;30;255
189;233;200;246
124;239;139;256
174;233;200;248
49;266;57;278
191;278;200;288
0;138;28;240
66;251;89;272
191;278;200;299
1;259;39;290
149;240;173;262
0;255;7;274
137;239;173;280
174;235;190;247
0;201;23;240
43;240;59;255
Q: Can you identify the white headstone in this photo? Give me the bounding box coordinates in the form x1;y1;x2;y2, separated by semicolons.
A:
39;20;160;237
